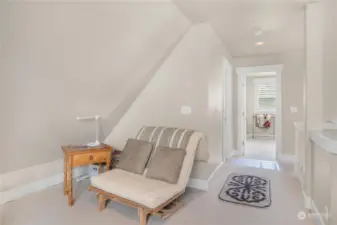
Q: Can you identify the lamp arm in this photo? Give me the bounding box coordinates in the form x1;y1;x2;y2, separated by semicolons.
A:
76;115;101;146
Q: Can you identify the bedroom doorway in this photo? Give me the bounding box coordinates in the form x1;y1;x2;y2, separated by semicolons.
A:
236;65;283;161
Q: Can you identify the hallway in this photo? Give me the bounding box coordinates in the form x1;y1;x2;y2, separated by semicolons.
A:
245;139;276;161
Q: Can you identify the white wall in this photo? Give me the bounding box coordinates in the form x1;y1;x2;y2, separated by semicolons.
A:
106;23;232;163
322;0;337;121
302;3;323;199
233;51;305;155
0;2;191;173
305;3;323;130
302;3;337;222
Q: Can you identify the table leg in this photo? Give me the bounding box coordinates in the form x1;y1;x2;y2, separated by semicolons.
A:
67;157;73;206
63;155;68;195
98;164;102;174
106;153;111;172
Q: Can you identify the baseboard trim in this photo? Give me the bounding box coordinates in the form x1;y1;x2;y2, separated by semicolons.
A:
277;154;297;164
246;133;275;139
0;173;63;204
208;162;223;182
0;160;88;204
227;150;242;159
187;162;223;191
0;204;3;225
0;160;63;192
1;158;218;203
301;189;328;225
302;189;312;210
187;178;208;191
311;199;327;225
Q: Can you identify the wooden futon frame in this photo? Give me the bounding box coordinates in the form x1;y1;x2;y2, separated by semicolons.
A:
88;186;183;225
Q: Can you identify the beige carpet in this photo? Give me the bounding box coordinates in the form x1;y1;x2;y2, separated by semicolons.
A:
245;139;276;161
2;164;315;225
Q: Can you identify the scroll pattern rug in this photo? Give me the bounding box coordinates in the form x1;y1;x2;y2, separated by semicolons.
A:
219;173;271;208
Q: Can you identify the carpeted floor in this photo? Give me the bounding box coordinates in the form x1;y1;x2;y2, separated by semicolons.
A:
245;139;276;161
2;163;315;225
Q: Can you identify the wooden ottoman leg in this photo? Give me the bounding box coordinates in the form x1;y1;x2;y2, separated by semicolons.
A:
98;194;106;212
138;207;149;225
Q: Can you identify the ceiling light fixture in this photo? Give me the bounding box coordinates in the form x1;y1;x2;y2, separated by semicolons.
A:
254;30;263;36
256;42;264;46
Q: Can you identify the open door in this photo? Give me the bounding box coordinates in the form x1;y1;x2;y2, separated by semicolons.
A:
236;65;283;158
222;60;233;161
238;73;247;156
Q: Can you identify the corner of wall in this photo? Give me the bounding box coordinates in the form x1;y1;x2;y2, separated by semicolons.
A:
103;24;192;139
170;1;193;27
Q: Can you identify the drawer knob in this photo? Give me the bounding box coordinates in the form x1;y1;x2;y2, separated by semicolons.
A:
89;155;94;160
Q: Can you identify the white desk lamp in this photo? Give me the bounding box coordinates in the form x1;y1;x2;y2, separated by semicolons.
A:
76;115;101;147
75;115;102;182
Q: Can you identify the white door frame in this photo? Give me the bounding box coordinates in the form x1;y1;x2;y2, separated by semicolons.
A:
236;65;283;158
222;59;233;162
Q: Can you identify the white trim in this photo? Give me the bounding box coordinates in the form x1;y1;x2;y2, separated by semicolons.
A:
187;162;223;191
302;189;312;210
310;130;337;155
301;189;327;225
1;173;63;204
236;65;283;158
227;150;243;159
0;204;3;225
311;199;327;225
187;178;209;191
0;159;63;192
237;71;246;155
222;59;233;162
11;0;171;3
254;110;276;114
0;159;223;203
208;162;223;181
247;133;275;138
277;154;297;164
0;160;88;204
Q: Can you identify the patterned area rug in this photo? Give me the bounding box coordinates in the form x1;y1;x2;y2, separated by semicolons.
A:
219;173;271;208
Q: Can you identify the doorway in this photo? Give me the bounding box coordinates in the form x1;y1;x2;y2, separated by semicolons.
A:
222;59;233;162
236;65;283;161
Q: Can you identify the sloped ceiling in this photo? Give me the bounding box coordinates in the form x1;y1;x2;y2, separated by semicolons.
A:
0;0;308;173
0;2;191;172
106;24;229;163
173;0;306;57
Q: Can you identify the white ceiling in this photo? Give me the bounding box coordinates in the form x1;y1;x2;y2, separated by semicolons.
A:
173;0;306;57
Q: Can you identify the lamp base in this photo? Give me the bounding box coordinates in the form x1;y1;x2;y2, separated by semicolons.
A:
87;140;101;147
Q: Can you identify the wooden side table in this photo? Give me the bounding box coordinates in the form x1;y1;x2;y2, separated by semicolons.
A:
62;144;113;206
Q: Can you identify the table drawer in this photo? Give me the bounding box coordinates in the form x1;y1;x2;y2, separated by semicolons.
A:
72;152;108;167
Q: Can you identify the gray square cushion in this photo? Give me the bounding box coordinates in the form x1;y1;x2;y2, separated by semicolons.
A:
116;139;153;174
146;146;186;184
